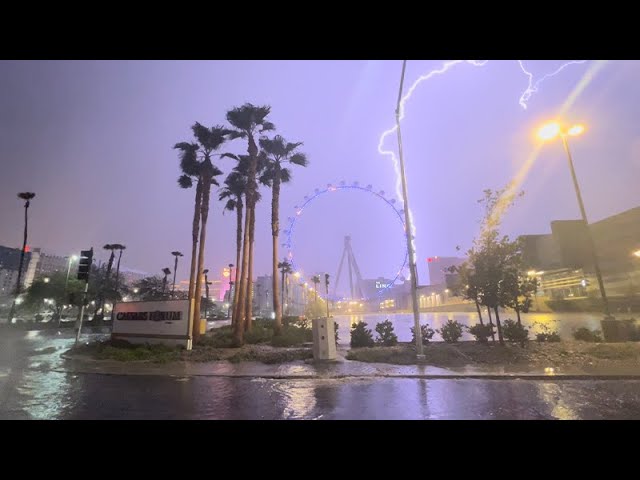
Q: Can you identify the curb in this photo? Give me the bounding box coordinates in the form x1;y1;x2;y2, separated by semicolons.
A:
42;366;640;381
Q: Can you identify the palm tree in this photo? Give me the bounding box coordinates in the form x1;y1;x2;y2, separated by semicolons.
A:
260;135;308;334
95;243;117;321
175;123;229;340
8;192;36;322
112;244;126;298
312;275;321;305
170;251;183;296
226;104;275;344
161;268;172;296
219;168;247;326
278;260;292;318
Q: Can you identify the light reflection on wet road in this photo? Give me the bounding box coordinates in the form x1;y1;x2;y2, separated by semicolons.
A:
2;329;640;419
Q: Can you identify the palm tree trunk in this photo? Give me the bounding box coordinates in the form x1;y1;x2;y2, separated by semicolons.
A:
14;201;29;296
281;271;286;318
188;179;203;301
487;306;496;343
233;204;252;345
115;250;124;299
231;198;243;327
244;206;255;332
494;307;504;345
475;299;484;325
8;201;30;322
172;256;178;296
97;251;115;323
272;175;282;334
193;175;212;341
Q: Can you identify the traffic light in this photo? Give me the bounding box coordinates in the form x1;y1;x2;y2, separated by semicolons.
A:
77;248;93;281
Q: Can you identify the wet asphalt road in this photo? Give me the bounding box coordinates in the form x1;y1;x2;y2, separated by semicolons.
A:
2;329;640;419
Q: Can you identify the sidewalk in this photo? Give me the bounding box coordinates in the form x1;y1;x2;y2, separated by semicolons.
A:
58;351;640;380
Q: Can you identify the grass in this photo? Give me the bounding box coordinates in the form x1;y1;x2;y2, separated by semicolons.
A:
586;343;640;360
73;339;181;363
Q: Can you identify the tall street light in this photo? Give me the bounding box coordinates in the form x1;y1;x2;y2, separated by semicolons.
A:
537;121;611;318
395;60;424;358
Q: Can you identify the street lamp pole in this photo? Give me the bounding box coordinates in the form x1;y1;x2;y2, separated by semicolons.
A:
395;60;424;358
560;134;611;317
228;263;234;319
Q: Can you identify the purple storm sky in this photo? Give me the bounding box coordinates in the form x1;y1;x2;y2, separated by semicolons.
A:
1;60;639;286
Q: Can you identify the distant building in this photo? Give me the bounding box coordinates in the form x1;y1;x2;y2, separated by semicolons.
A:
119;268;149;286
35;251;70;279
426;256;466;285
0;245;38;298
361;277;395;299
255;275;273;317
520;206;640;299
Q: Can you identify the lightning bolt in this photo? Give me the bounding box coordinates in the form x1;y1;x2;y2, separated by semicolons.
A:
378;59;589;256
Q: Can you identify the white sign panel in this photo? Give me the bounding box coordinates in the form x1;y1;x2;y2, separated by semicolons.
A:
112;299;193;350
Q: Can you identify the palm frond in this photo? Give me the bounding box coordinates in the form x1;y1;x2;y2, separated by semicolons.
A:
18;192;36;200
280;168;292;183
178;174;193;189
289;152;308;167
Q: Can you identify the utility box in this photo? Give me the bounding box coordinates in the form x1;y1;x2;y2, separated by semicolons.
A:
312;318;336;361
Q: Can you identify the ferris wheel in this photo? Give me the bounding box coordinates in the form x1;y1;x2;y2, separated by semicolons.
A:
282;181;409;300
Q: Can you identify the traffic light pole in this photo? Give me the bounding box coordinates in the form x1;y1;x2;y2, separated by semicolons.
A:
75;279;89;344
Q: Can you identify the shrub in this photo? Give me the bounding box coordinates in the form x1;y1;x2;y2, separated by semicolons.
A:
244;325;274;344
375;320;398;346
198;326;234;348
467;323;495;344
437;319;464;343
334;321;339;344
502;320;529;343
536;331;561;342
410;324;436;345
271;325;312;347
573;327;602;343
350;321;375;348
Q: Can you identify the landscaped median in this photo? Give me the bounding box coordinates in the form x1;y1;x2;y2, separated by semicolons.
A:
346;341;640;371
67;318;315;365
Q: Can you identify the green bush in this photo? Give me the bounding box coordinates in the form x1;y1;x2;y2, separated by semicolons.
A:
437;319;464;343
271;325;312;347
502;320;529;343
536;331;561;342
467;323;495;344
244;325;274;345
573;327;602;343
375;320;398;346
410;324;435;345
198;326;234;348
350;321;375;348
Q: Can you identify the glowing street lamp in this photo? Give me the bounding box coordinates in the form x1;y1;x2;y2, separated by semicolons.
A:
633;250;640;258
537;121;611;317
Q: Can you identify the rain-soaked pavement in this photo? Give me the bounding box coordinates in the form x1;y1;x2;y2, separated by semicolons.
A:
2;328;640;419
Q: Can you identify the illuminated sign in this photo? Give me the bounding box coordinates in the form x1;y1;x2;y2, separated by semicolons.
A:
112;299;193;349
375;281;391;290
223;268;230;278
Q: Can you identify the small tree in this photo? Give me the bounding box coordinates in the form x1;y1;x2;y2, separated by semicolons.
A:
502;319;529;344
375;319;398;346
350;321;374;348
438;319;464;343
467;323;495;344
410;324;436;345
